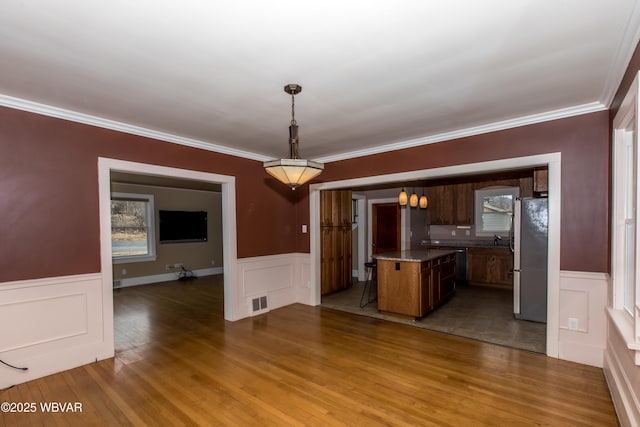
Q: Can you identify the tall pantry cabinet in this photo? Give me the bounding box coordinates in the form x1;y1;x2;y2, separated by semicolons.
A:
320;190;352;295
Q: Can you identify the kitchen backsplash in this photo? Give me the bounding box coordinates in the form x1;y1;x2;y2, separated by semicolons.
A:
428;225;482;240
421;225;511;247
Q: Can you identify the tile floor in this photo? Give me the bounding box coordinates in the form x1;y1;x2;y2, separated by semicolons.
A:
321;280;546;353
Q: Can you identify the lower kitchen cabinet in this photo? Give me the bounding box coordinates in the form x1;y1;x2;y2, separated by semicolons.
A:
377;252;456;318
378;260;423;316
467;247;513;288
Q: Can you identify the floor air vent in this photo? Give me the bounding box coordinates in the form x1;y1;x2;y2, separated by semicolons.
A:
250;296;269;316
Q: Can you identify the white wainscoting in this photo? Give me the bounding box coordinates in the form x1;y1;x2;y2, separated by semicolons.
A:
235;253;311;319
558;270;608;367
0;273;110;389
604;321;640;427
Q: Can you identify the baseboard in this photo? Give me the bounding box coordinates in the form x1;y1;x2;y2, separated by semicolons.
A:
113;267;223;288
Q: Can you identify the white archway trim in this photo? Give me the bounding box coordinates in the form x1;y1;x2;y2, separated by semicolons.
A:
98;158;239;357
309;153;561;358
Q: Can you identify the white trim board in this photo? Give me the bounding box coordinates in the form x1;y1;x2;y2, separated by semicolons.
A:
98;157;239;361
309;153;562;359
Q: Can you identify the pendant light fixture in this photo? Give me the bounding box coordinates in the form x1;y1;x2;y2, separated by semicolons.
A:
263;84;324;190
419;189;428;209
398;187;408;206
409;188;419;207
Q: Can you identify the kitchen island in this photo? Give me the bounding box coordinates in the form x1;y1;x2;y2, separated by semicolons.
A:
376;249;456;318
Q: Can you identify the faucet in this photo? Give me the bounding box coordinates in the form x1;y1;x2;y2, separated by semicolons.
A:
494;235;502;246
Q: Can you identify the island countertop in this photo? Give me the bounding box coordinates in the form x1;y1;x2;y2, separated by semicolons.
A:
375;249;457;262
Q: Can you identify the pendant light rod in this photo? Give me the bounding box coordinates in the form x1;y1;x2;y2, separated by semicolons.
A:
263;84;324;190
287;84;301;159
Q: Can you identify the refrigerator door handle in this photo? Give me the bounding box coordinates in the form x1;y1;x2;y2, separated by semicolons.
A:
509;218;515;253
513;271;521;315
513;199;522;316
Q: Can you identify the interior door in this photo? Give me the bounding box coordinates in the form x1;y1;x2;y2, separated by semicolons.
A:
372;203;400;255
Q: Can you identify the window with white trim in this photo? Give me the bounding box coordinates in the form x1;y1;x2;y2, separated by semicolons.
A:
111;192;156;263
474;186;519;237
612;72;640;352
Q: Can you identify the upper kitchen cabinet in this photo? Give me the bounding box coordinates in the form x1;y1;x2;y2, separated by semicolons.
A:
454;182;474;224
424;171;536;226
426;184;473;225
533;168;548;195
426;185;456;225
320;190;352;226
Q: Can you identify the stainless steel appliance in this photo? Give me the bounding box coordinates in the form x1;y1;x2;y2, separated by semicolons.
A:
511;197;548;322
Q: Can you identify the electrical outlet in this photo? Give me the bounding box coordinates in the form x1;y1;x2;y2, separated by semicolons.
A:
211;260;215;265
121;268;127;275
568;317;579;331
451;230;456;236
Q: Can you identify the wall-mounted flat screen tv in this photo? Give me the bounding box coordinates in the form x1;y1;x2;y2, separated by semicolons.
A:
159;210;208;243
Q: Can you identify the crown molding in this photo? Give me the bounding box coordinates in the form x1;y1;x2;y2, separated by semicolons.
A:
316;102;607;163
0;94;272;162
600;0;640;107
0;93;607;165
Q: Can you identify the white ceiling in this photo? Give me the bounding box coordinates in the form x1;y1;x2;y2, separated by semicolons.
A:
1;1;639;162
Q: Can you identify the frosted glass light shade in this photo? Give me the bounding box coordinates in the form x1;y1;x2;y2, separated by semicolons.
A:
419;194;428;209
409;192;419;207
398;189;408;206
263;158;324;189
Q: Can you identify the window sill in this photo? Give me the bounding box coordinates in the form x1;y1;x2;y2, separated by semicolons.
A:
113;255;157;264
607;307;640;357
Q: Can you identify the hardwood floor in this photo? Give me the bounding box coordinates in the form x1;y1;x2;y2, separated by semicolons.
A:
1;275;617;426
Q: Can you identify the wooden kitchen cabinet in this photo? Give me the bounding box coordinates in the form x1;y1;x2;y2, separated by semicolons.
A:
420;263;434;313
321;190;352;295
377;251;456;318
426;183;474;225
378;260;423;316
320;190;352;226
454;183;474;224
425;174;535;226
534;168;548;193
467;247;513;288
438;253;456;301
426;184;457;225
321;226;352;295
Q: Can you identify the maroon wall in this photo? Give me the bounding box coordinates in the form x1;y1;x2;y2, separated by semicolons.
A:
0;92;617;281
0;107;298;282
296;111;610;273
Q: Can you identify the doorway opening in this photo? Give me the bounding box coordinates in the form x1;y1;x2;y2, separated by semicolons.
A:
98;158;238;360
109;172;225;357
311;153;560;358
372;202;400;256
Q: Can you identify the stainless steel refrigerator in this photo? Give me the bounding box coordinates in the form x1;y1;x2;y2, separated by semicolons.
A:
512;197;548;323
